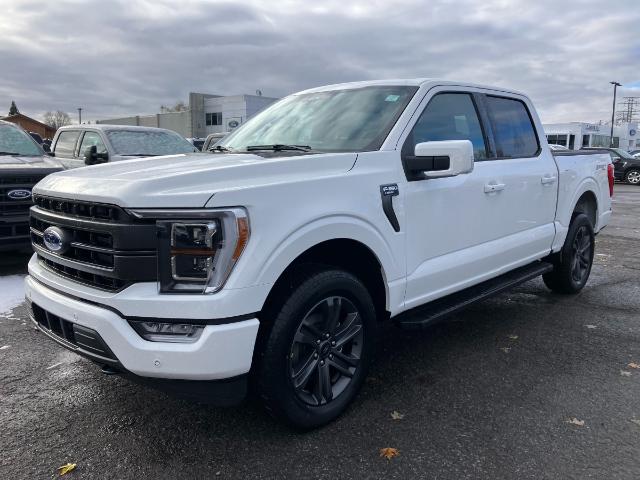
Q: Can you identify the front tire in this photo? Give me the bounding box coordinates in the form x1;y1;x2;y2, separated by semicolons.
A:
543;213;594;294
625;169;640;185
255;268;377;430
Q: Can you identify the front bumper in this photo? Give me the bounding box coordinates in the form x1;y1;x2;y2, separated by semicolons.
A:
25;275;260;381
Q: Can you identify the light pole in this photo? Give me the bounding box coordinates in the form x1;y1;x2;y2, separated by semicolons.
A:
78;107;83;125
610;82;621;147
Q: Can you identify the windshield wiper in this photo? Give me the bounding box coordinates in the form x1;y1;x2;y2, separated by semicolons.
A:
0;151;21;156
246;144;311;152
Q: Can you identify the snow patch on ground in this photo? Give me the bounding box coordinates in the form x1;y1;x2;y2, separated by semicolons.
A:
0;275;26;316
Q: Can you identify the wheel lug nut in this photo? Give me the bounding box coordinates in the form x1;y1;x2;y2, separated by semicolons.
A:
320;360;325;366
325;333;330;338
316;339;321;344
331;341;336;346
313;353;318;358
329;354;333;359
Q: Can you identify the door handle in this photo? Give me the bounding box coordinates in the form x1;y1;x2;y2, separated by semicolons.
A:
484;183;506;193
541;175;557;185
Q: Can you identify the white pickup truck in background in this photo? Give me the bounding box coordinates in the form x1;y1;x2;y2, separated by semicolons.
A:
25;79;613;429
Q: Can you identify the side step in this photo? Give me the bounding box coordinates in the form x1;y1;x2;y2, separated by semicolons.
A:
394;261;553;330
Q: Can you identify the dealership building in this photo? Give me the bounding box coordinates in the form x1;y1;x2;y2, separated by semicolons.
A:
542;121;639;151
97;92;279;138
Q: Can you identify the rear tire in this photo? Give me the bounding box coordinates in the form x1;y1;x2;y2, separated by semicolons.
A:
543;213;594;294
625;169;640;185
255;268;377;430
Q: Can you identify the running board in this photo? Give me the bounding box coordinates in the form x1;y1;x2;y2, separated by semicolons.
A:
394;261;553;330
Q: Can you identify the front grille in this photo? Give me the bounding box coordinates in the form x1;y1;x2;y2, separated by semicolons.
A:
30;195;157;291
34;195;123;222
31;302;117;361
0;175;44;218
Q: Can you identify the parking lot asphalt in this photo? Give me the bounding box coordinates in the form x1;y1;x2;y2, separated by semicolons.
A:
1;185;639;480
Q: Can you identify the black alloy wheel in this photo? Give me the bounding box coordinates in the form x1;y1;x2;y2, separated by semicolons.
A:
570;224;592;284
289;296;364;406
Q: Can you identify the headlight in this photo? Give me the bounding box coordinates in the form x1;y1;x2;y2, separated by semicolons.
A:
127;208;250;294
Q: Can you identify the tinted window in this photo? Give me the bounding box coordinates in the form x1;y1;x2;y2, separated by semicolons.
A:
54;130;81;158
0;124;42;156
486;96;539;158
405;93;487;160
79;131;107;155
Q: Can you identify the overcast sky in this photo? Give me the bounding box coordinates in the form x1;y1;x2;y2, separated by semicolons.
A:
2;0;639;125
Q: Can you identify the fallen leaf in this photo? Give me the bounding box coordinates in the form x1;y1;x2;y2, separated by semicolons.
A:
585;325;597;329
508;334;519;340
500;347;511;353
566;418;585;426
628;363;640;369
0;345;10;350
390;411;405;420
620;370;632;377
379;447;399;460
58;463;76;476
631;419;640;427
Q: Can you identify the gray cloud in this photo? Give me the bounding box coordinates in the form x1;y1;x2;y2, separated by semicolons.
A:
1;0;638;124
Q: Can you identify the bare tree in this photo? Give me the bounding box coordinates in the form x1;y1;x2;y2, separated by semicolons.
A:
43;110;72;130
160;101;188;113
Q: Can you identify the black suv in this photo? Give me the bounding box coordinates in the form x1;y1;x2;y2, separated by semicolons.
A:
582;147;640;185
0;121;63;251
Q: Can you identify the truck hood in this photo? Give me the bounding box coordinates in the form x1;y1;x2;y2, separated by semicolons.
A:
0;155;63;170
33;152;357;208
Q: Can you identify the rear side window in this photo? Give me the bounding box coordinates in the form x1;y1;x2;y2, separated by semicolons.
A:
404;93;487;160
54;130;81;158
486;96;539;158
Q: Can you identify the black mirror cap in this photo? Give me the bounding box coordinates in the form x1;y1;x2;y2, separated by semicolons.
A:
83;145;108;165
42;143;51;153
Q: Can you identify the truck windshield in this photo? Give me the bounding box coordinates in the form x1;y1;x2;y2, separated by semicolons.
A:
106;130;198;156
0;124;42;156
220;86;418;153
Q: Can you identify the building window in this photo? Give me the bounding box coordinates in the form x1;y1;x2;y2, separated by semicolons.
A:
206;112;222;126
582;135;590;147
590;134;618;148
546;134;568;147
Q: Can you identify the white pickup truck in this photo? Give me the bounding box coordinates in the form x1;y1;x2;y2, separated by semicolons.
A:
25;79;613;429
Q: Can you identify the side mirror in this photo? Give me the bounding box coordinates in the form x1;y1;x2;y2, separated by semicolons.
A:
42;143;51;153
406;140;474;179
84;145;108;165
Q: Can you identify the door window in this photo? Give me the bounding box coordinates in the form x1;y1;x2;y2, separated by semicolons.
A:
486;96;539;158
404;93;487;160
79;131;107;155
53;130;81;158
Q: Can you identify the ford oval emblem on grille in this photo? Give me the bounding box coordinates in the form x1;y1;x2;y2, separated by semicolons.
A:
43;226;70;254
7;189;32;200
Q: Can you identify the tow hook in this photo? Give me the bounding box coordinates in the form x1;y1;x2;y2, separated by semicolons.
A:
101;364;121;375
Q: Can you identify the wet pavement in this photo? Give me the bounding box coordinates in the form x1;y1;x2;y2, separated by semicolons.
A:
1;185;639;479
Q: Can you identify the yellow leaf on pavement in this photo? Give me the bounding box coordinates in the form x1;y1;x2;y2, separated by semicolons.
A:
628;363;640;369
379;447;399;460
566;418;585;426
390;411;405;420
58;463;76;476
620;370;632;377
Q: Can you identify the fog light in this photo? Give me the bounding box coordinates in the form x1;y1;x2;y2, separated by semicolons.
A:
129;320;204;343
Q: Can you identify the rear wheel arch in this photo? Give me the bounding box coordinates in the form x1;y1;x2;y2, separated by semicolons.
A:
573;190;598;229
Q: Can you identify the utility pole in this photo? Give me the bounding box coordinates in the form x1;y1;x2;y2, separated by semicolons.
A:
610;82;621;147
78;107;83;125
617;97;640;124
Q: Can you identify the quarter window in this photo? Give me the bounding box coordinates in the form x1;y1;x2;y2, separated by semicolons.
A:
486;96;539;158
53;130;81;158
404;93;487;160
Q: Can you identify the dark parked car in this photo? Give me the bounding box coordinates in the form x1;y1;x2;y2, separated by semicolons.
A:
0;120;63;251
583;147;640;185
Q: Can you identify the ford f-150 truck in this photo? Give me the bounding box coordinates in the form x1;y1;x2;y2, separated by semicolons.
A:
25;79;613;429
0;120;63;251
